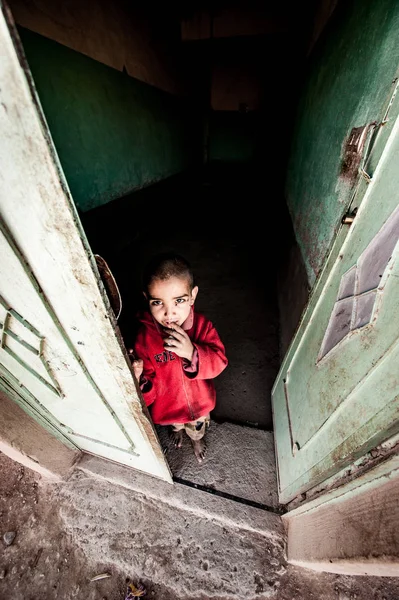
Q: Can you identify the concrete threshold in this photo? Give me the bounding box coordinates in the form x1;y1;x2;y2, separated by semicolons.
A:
76;453;286;545
155;420;281;510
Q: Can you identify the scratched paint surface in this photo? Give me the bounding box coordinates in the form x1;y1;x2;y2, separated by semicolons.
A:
0;8;171;481
286;0;399;287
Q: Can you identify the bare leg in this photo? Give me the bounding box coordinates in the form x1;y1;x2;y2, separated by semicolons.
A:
191;438;207;463
171;428;184;449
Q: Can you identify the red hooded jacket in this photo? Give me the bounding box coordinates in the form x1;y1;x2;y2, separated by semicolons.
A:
133;308;228;425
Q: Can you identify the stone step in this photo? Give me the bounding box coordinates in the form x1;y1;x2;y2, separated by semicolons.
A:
76;452;285;542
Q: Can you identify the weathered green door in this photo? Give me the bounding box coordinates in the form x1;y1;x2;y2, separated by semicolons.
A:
0;3;171;482
272;110;399;504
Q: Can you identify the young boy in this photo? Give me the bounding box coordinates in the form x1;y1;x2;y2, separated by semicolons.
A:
130;252;228;463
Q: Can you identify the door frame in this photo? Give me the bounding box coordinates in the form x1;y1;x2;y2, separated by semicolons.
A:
283;439;399;575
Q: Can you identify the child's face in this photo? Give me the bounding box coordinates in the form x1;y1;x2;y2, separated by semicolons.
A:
145;276;198;328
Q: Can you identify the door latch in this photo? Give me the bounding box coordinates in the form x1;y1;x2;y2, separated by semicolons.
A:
342;207;358;225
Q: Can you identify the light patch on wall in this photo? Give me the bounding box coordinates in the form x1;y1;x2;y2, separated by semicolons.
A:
8;0;185;95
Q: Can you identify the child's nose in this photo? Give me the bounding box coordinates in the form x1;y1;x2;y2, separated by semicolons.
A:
164;303;176;316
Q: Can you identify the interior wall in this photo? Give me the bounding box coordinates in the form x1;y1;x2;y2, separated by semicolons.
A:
209;111;257;162
211;52;261;112
11;1;201;212
286;0;399;287
306;0;339;56
180;2;292;41
204;36;262;164
9;0;186;94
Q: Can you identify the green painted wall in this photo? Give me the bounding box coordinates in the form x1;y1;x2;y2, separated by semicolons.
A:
19;27;201;212
209;111;257;162
286;0;399;286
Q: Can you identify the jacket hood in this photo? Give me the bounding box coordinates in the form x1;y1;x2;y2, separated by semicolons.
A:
137;309;155;325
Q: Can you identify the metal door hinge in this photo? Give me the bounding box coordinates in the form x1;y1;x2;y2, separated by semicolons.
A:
342;207;358;225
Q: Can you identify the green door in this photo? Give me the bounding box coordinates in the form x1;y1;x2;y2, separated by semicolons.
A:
0;2;172;482
272;109;399;504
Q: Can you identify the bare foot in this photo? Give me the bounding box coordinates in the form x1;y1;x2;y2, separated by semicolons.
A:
191;439;207;463
171;429;184;449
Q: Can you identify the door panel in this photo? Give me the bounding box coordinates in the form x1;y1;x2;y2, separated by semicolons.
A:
273;112;399;504
0;2;171;482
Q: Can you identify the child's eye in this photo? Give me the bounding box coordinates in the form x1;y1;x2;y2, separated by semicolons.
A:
151;300;162;306
176;298;186;304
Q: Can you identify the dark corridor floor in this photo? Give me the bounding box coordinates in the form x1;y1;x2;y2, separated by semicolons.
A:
81;164;283;432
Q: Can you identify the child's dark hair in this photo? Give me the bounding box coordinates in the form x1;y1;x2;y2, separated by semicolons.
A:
142;252;194;292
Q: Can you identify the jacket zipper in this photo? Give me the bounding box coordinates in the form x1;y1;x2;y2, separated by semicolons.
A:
180;357;195;421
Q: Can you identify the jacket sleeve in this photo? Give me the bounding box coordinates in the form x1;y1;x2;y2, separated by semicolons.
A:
191;321;228;380
133;333;157;407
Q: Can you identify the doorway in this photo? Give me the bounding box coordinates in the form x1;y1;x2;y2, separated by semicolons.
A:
5;0;317;509
79;162;294;510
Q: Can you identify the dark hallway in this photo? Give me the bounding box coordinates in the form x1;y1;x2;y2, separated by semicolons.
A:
81;162;286;430
74;0;317;438
79;160;295;508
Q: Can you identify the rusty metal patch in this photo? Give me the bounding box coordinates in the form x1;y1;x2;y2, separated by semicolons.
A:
94;255;122;320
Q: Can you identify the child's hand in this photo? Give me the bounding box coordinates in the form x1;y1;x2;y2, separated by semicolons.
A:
163;325;194;362
128;349;143;380
132;358;144;380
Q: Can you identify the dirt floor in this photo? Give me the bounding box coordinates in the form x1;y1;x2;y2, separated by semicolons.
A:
0;451;170;600
2;450;399;600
